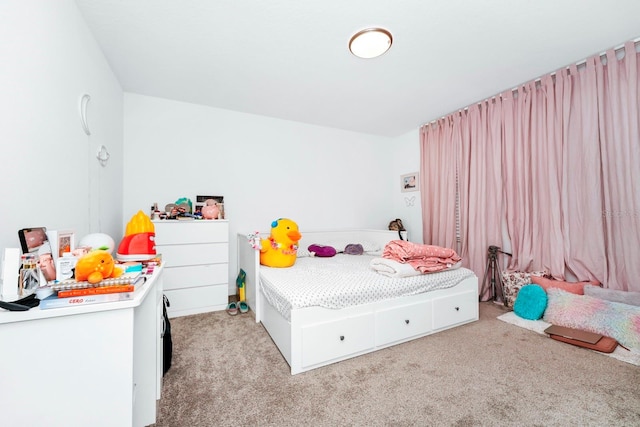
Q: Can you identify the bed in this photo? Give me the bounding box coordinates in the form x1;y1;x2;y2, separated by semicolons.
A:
236;229;479;375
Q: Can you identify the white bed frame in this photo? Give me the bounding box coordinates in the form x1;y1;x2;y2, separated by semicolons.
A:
237;229;479;375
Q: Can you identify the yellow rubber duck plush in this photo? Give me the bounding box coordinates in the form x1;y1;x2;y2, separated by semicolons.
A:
260;218;302;268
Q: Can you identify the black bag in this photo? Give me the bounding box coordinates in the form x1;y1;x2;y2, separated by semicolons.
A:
388;218;406;240
162;294;173;376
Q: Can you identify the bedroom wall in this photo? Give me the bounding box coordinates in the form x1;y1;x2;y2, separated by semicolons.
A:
0;0;418;299
123;94;399;294
0;1;123;266
389;129;423;244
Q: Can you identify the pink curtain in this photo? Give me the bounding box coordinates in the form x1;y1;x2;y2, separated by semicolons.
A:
420;117;458;250
502;77;565;276
420;40;640;293
421;102;504;301
464;102;504;300
596;42;640;291
560;61;607;283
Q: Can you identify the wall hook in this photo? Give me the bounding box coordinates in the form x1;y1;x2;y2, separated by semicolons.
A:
96;145;110;167
80;94;91;135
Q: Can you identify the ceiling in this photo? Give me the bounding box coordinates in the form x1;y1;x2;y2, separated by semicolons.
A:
75;0;640;137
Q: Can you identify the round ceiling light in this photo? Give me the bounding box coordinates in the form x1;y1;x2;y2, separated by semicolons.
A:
349;28;393;59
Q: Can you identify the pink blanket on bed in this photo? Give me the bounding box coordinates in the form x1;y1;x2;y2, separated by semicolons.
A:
382;240;461;273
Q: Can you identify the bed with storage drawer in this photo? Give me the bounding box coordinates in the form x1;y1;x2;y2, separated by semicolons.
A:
237;229;478;375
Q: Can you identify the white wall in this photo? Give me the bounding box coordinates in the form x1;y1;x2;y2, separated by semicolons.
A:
390;129;423;244
0;1;423;298
123;94;401;292
0;1;124;260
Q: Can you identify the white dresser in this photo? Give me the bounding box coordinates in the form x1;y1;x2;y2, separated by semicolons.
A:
0;267;164;427
153;220;229;317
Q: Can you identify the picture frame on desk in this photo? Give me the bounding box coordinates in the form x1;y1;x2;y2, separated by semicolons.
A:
18;227;54;293
47;229;75;260
18;227;48;254
57;230;75;257
195;195;224;216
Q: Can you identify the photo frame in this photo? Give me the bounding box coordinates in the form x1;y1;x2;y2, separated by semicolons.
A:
195;195;224;215
401;172;419;193
56;230;75;258
18;227;48;254
47;229;76;260
17;227;56;290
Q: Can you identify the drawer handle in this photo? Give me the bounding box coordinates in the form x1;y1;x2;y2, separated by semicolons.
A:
339;335;345;341
455;307;460;311
405;319;410;325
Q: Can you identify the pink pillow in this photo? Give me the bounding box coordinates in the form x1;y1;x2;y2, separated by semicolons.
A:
530;276;594;295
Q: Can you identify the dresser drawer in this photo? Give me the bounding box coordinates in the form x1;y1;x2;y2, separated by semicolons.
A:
164;284;228;318
301;313;375;368
432;290;478;330
162;264;228;291
159;243;228;267
375;300;432;346
154;221;229;245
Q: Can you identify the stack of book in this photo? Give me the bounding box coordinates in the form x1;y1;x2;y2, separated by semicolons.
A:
39;272;146;310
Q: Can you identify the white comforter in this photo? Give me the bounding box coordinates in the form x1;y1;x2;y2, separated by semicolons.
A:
369;257;422;277
259;254;475;321
369;257;463;278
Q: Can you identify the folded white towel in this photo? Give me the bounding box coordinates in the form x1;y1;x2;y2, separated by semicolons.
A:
370;257;421;278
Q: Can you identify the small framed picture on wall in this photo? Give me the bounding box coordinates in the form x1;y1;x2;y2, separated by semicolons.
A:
401;172;419;192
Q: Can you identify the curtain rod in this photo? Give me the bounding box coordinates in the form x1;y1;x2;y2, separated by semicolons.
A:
519;36;640;88
422;36;640;127
572;36;640;69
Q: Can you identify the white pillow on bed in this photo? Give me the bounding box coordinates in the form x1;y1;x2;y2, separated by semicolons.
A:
297;247;311;257
296;241;382;257
339;241;382;255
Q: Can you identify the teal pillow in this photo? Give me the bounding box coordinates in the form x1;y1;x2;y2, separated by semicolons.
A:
513;284;548;320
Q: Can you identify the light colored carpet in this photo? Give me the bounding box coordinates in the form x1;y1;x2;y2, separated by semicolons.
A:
153;302;640;427
497;311;640;366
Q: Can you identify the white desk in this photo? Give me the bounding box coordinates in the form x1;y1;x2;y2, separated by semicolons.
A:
0;266;164;427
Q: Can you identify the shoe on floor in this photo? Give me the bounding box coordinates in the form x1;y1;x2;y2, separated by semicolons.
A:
238;301;249;314
226;302;238;316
